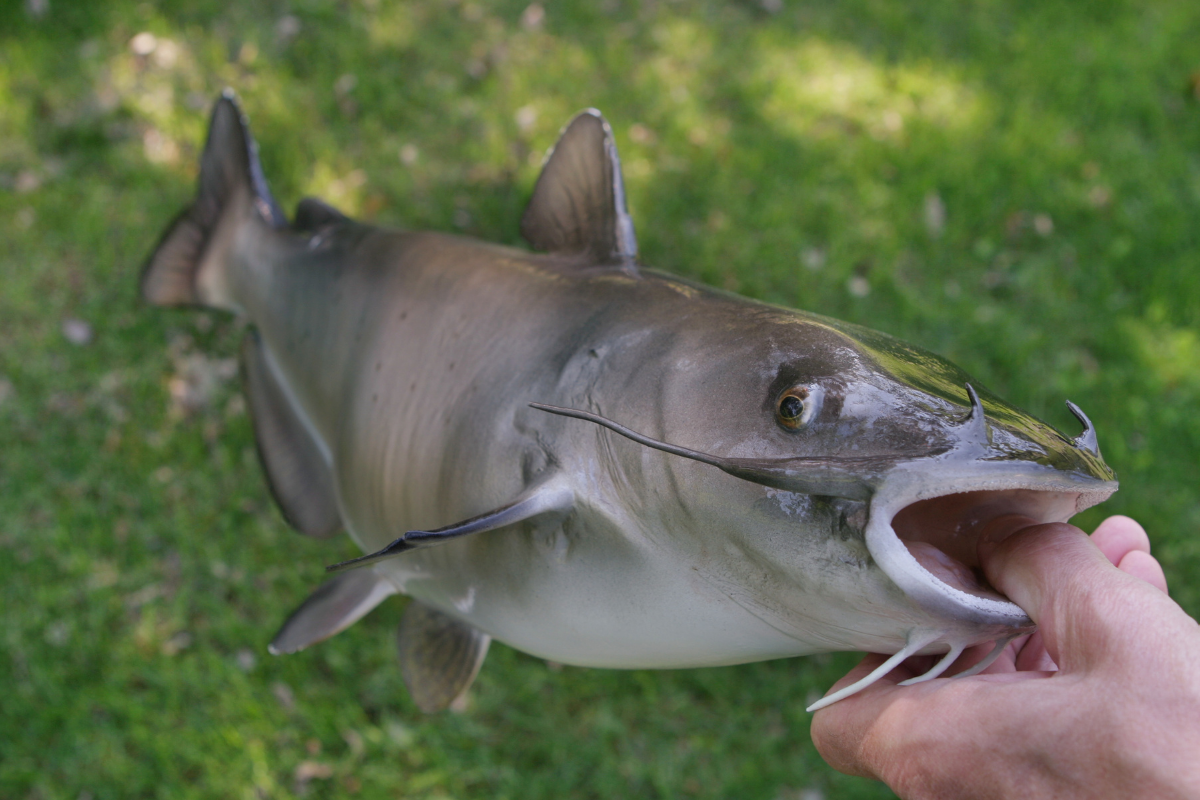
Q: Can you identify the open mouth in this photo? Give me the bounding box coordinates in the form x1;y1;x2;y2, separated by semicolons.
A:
865;468;1119;629
804;471;1118;713
890;488;1086;603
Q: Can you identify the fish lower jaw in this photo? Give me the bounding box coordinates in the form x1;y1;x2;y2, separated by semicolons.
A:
865;466;1118;630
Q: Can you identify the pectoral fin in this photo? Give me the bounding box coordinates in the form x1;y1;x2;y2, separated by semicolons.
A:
397;601;491;713
242;330;342;538
269;570;396;655
326;478;574;573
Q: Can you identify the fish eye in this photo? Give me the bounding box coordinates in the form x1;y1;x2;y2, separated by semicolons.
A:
776;386;816;430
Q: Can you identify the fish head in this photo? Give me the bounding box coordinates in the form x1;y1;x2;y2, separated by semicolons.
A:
678;306;1117;641
543;299;1116;655
800;315;1115;633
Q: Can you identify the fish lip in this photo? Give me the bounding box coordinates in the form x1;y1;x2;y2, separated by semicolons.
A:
865;463;1119;630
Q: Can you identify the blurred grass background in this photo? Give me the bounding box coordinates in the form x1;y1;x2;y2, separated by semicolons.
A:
2;0;1198;797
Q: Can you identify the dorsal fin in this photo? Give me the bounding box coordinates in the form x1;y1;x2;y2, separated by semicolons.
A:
520;109;638;271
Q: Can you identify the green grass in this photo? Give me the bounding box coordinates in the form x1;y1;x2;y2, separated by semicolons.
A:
2;1;1199;798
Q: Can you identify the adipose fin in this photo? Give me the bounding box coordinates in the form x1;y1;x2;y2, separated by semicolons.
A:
292;197;349;233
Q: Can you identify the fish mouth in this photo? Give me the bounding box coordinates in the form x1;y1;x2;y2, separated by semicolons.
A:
866;465;1119;630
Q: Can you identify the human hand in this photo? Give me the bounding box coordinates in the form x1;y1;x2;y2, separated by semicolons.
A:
810;516;1200;799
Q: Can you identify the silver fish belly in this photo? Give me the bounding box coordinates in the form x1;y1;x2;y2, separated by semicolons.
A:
141;92;1117;713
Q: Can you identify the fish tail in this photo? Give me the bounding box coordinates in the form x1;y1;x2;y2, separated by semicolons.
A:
140;89;286;310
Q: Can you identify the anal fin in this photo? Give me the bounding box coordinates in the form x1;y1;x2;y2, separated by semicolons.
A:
242;330;342;538
269;570;396;655
398;601;491;713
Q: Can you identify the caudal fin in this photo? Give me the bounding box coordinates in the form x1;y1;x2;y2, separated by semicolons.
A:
140;89;285;308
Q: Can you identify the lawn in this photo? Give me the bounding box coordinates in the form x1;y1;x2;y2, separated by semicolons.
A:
2;1;1198;798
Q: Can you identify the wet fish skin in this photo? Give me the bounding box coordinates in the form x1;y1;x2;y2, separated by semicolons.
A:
141;92;1116;712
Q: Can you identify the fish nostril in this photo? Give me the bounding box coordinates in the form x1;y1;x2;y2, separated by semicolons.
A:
1066;400;1101;457
955;383;991;449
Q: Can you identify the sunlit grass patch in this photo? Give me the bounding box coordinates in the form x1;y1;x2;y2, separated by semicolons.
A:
755;37;984;143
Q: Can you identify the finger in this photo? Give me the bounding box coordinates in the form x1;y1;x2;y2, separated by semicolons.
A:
810;664;914;779
810;653;904;778
1012;630;1058;672
943;637;1022;676
1091;515;1151;566
1091;515;1168;593
977;519;1123;668
811;697;886;779
975;517;1098;615
811;654;1048;781
1117;548;1169;593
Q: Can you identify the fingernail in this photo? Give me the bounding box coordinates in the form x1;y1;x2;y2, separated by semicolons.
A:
977;514;1038;560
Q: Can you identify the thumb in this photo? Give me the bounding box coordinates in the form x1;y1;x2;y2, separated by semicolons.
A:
977;517;1129;671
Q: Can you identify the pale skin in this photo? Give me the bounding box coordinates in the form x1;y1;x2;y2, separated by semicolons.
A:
811;515;1200;799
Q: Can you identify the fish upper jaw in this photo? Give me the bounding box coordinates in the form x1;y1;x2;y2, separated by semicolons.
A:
864;462;1119;634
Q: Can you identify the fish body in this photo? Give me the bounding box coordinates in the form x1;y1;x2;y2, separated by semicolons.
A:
143;93;1116;711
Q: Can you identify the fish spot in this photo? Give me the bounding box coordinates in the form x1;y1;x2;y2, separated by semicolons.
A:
375;361;381;372
398;310;407;321
410;381;417;392
448;361;455;372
